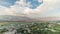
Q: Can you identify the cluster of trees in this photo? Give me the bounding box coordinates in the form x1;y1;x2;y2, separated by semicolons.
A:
0;22;60;34
16;23;58;34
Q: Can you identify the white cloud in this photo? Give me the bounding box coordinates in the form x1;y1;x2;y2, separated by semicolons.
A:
37;0;43;2
0;0;60;18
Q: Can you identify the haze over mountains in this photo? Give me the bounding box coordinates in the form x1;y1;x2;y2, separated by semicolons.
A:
0;15;60;22
37;17;60;21
0;15;31;21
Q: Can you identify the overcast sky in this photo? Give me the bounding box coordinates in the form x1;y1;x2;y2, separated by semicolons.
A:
0;0;59;18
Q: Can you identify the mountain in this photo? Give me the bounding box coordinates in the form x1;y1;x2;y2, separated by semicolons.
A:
37;17;60;21
0;15;32;21
0;15;60;22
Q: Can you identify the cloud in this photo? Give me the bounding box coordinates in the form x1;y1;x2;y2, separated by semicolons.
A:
0;0;60;18
40;0;60;17
4;0;43;16
0;0;25;16
29;0;60;17
0;0;17;7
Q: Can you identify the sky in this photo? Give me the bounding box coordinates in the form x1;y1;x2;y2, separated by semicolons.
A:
0;0;60;18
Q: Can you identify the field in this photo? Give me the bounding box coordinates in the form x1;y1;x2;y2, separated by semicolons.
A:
0;21;60;34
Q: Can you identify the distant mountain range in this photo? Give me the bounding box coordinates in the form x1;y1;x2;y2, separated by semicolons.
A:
0;15;60;22
37;17;60;21
0;15;32;21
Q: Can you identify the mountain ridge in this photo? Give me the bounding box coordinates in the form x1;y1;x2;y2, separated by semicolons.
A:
0;15;60;22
